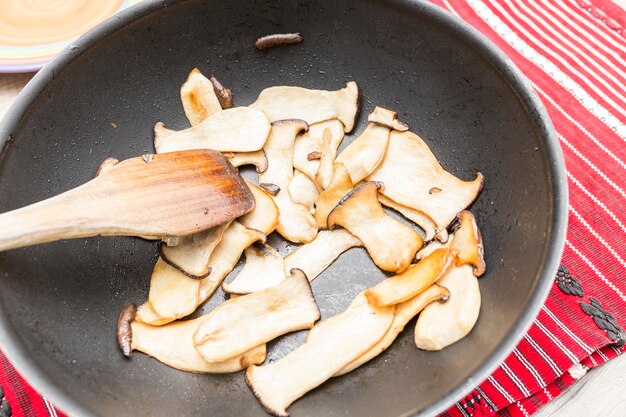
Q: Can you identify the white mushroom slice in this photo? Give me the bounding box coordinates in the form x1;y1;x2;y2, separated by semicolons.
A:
335;284;449;376
378;194;437;242
245;294;394;417
224;150;268;172
327;182;423;273
364;248;457;307
180;68;223;126
293;120;344;180
138;222;265;325
414;265;480;350
95;157;119;177
130;318;266;373
367;106;409;131
367;131;483;240
284;229;362;281
148;258;202;320
314;163;353;229
160;221;231;278
259;119;318;243
222;245;287;294
250;82;359;132
239;182;279;235
288;171;319;213
314;128;334;190
154;107;271;153
194;269;320;363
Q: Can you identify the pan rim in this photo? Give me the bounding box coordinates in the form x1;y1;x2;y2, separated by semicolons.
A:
0;1;568;416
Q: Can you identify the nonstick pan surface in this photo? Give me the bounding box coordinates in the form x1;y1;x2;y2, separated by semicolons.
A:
0;1;567;416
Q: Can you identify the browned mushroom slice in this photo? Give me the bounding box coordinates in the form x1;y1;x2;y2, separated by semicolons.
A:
367;131;483;241
130;317;266;373
367;106;409;131
209;76;233;109
250;82;359;132
293;120;344;180
377;194;437;242
284;229;362;281
239;182;279;235
245;293;394;417
259;119;318;243
314;128;334;190
288;171;319;213
180;68;223;126
223;150;268;172
335;284;449;376
335;121;390;185
222;245;287;295
117;303;137;357
255;33;303;50
364;248;457;307
314;163;353;229
193;269;320;363
95;157;119;177
327;182;423;273
148;258;202;319
154;107;271;153
160;221;231;278
414;265;480;351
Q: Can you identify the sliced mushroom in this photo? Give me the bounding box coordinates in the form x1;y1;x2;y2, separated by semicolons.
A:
117;303;137;357
378;194;437;242
222;245;287;295
193;269;320;363
250;82;359;132
138;222;265;325
148;258;202;319
367;106;409;131
363;248;457;307
95;157;119;177
245;293;394;417
288;171;319;213
255;33;303;50
313;163;353;229
239;182;279;235
367;131;483;241
259;119;318;243
130;317;266;373
284;229;362;281
224;150;268;172
335;284;449;376
314;128;334;190
154;107;271;153
414;265;480;351
327;182;423;273
293;120;344;180
160;221;231;279
180;68;223;126
209;76;233;109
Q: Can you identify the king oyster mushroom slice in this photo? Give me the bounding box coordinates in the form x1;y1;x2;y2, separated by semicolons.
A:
364;248;457;308
250;82;359;132
288;171;319;213
293;120;344;180
138;222;265;325
367;130;483;242
259;119;318;243
129;317;266;373
160;221;231;279
245;293;394;417
314;128;334;190
378;194;437;242
366;106;409;131
223;150;268;172
327;182;423;273
148;258;203;320
314;163;354;229
180;68;224;126
239;182;279;235
335;284;449;376
154;107;271;153
335;107;400;184
284;229;362;282
222;245;287;295
193;269;320;363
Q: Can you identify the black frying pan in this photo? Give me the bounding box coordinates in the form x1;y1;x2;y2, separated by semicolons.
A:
0;1;567;416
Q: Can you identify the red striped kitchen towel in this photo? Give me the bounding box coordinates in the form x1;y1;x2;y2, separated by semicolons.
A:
1;0;625;416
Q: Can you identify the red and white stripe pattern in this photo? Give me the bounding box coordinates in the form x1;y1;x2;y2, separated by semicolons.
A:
432;0;626;416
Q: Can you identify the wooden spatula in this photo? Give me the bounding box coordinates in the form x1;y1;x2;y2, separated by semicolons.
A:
0;150;254;252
